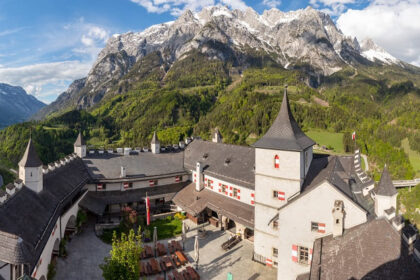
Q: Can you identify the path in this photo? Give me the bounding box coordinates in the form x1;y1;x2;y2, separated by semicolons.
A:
55;220;111;280
361;154;369;171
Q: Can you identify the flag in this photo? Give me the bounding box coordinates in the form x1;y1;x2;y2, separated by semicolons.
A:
146;195;150;226
352;131;356;141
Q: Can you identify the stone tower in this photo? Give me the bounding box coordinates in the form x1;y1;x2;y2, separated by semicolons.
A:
151;131;160;154
212;128;222;143
19;139;43;193
74;132;86;158
252;86;315;263
374;166;398;217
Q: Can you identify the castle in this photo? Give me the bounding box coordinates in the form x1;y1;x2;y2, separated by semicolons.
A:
0;88;419;280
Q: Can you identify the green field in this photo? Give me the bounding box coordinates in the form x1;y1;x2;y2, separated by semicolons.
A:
398;185;420;228
402;138;420;177
306;129;345;154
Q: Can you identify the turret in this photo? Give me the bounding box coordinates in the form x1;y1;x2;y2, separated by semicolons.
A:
74;132;86;158
374;165;398;218
151;131;160;154
18;139;43;193
332;200;345;237
212;128;222;143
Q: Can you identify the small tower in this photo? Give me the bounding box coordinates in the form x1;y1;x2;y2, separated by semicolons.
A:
212;128;222;143
74;132;86;158
374;165;398;217
19;139;43;193
151;131;160;154
332;200;345;237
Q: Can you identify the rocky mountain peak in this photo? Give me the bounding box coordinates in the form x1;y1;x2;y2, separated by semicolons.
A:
360;38;399;65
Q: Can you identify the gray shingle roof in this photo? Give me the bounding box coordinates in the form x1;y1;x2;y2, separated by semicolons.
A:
310;218;420;280
18;139;43;167
184;140;255;189
151;131;159;144
173;183;254;228
74;132;85;146
0;232;33;264
0;158;89;267
376;166;397;196
83;152;185;180
253;89;315;151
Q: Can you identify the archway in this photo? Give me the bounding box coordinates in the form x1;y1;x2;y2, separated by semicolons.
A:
64;215;77;239
52;238;60;257
244;228;254;242
227;219;236;233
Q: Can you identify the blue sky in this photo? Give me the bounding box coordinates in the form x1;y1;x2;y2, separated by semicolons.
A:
0;0;419;103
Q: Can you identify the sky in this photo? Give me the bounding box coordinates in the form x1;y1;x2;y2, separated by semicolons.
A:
0;0;419;104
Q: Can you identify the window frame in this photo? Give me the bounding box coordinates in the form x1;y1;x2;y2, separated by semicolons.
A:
298;246;309;265
272;247;278;257
311;222;319;232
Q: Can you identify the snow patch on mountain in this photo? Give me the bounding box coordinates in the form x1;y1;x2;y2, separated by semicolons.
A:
361;38;399;65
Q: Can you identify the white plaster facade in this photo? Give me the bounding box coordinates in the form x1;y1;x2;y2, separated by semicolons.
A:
275;181;368;279
375;193;397;218
74;145;86;158
18;166;43;193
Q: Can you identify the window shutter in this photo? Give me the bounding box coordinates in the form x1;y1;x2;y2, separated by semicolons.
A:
97;183;103;190
309;248;313;264
278;191;285;201
149;180;155;186
175;176;181;182
266;258;273;267
274;155;280;169
292;245;298;262
318;223;326;233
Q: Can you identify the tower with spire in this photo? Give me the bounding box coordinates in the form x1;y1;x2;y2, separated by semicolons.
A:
252;86;315;264
151;131;160;154
374;165;398;217
74;132;86;158
212;128;223;143
18;139;43;193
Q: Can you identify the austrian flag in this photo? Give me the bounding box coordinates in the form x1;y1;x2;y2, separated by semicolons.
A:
352;131;356;141
278;191;285;201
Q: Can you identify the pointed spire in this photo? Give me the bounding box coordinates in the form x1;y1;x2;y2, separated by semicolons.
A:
19;138;43;167
376;165;397;196
74;132;85;147
151;131;159;144
253;86;315;151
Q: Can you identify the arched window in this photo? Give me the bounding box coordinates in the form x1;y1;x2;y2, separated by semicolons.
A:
274;155;280;169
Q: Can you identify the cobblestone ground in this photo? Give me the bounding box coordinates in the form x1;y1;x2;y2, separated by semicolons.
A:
55;219;276;280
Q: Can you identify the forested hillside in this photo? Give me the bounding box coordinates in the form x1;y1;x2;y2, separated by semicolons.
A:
1;60;419;180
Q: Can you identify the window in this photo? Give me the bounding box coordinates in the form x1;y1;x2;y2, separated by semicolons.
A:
233;188;238;198
311;222;326;233
273;220;279;230
298;246;309;264
274;155;280;168
175;176;182;182
149;180;158;186
273;190;285;201
123;182;133;189
272;247;278;257
273;190;278;198
221;184;227;193
97;183;106;190
336;219;340;224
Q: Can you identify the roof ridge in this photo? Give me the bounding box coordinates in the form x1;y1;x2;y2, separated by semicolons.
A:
18;138;43;168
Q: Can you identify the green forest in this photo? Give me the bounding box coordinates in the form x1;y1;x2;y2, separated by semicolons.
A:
0;54;420;182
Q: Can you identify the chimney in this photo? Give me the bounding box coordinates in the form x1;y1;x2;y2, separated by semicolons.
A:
14;179;23;190
6;184;16;196
55;161;61;168
0;190;6;203
48;163;55;171
212;128;222;143
60;158;66;166
332;200;345;237
121;166;126;178
196;162;203;191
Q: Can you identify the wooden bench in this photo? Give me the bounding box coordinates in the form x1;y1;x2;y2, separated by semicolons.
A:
150;258;161;274
186;266;200;280
163;256;174;270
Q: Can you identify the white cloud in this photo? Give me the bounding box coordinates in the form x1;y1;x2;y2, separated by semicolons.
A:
337;0;420;66
262;0;281;9
0;27;25;37
130;0;247;16
310;0;355;16
0;61;91;103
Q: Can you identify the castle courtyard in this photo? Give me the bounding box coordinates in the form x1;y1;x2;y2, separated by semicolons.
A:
55;220;276;280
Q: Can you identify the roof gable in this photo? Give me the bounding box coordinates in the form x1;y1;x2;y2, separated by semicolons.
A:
376;166;397;196
74;132;85;146
253;88;315;151
18;139;43;168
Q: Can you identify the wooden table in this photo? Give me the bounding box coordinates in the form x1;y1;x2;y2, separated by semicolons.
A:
186;266;200;280
150;258;160;274
175;251;187;265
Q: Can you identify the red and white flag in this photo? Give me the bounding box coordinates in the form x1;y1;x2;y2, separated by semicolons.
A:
352;131;356;141
146;195;150;226
278;191;285;201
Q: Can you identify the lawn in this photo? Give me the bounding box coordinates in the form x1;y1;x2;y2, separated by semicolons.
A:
145;216;183;240
306;129;345;154
100;215;183;244
401;138;420;177
397;185;420;228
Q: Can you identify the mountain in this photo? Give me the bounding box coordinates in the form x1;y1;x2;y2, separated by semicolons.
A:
0;83;45;128
35;6;405;119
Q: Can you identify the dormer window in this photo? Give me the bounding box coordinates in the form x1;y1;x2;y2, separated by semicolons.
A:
274;155;280;169
224;158;231;166
202;153;208;160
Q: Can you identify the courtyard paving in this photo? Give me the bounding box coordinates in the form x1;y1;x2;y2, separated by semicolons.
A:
55;219;276;280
